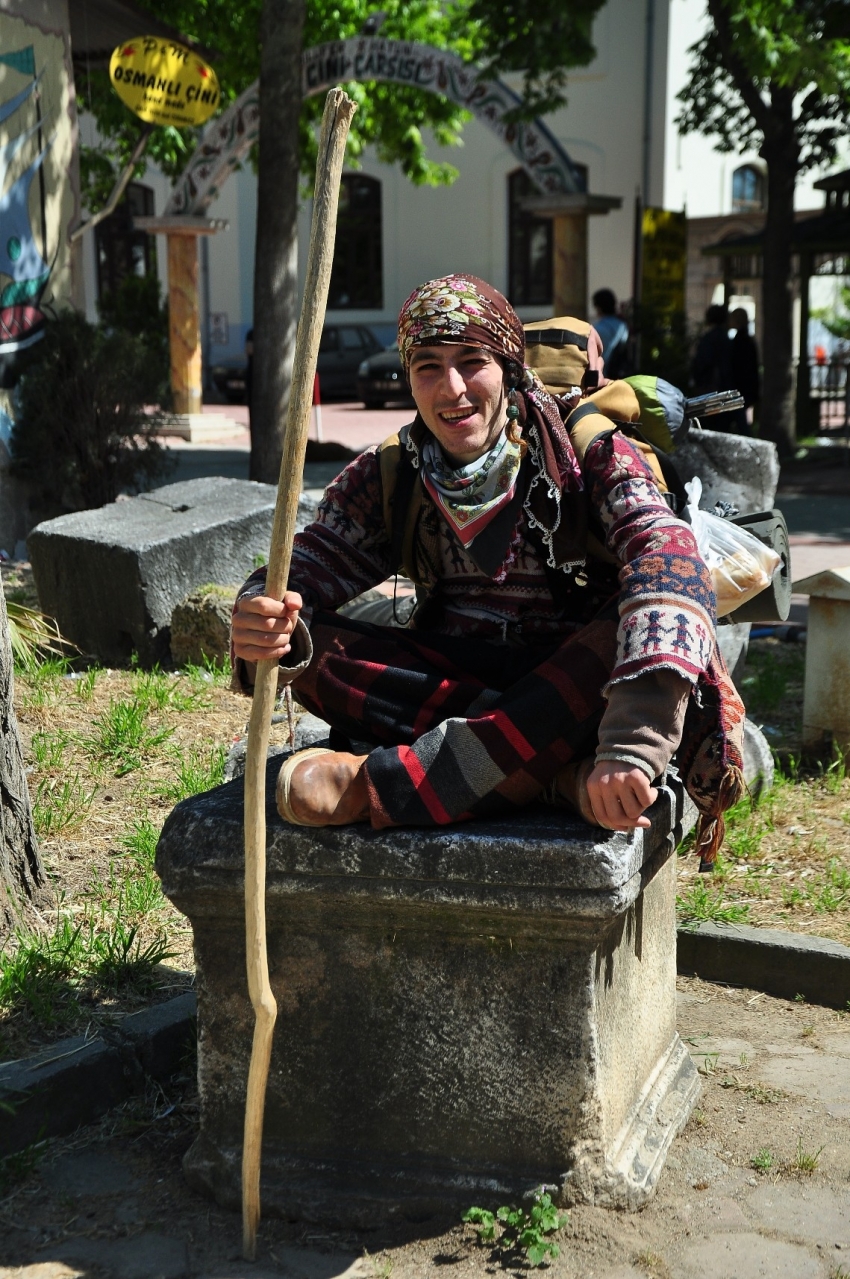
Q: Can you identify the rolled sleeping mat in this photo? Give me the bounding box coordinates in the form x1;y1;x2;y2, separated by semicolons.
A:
726;509;792;624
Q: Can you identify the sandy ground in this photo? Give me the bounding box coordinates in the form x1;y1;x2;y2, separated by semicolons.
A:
0;976;848;1279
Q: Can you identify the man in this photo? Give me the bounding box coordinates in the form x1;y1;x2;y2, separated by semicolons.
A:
233;275;744;866
729;307;760;434
691;305;738;432
591;288;630;380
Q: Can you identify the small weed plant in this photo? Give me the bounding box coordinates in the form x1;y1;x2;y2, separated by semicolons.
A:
32;775;95;837
751;1148;774;1173
463;1187;569;1268
677;879;749;927
790;1137;824;1174
156;744;226;804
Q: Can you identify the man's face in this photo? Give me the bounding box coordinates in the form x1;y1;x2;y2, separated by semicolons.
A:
408;344;507;466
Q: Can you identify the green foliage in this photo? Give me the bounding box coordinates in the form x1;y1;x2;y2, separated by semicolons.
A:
98;274;170;407
82;697;174;776
130;665;211;714
155;744;227;804
751;1147;774;1172
181;652;233;689
676;0;850;172
10;311;174;516
812;285;850;343
5;601;67;672
790;1136;824;1173
677;878;750;926
463;1188;569;1268
32;776;96;838
82;0;607;206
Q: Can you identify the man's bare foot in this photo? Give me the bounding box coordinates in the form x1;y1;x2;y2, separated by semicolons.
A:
276;749;370;827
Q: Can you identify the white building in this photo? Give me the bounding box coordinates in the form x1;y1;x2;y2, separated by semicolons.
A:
78;0;848;377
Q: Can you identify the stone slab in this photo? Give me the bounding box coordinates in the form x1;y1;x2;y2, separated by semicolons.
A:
0;992;196;1156
676;921;850;1009
27;479;315;666
41;1234;188;1279
672;428;780;516
747;1183;850;1250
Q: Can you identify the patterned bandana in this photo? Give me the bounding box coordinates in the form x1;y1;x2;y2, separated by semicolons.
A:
419;428;523;547
397;274;525;372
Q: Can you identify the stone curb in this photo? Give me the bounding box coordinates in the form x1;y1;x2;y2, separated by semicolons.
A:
0;992;196;1158
676;922;850;1010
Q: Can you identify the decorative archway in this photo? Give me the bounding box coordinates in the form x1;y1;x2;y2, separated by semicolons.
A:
164;37;583;217
152;39;618;419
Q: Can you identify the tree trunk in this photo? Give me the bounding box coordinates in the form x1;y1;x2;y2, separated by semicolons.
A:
0;583;46;935
249;0;308;483
759;89;798;458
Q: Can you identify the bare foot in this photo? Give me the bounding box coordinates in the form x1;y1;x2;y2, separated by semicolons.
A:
277;751;370;826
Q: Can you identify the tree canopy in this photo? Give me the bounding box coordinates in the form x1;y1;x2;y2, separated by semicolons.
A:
676;0;850;175
78;0;607;212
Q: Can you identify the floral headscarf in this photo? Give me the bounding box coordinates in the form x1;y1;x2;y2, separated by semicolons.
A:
397;275;588;572
397;274;525;373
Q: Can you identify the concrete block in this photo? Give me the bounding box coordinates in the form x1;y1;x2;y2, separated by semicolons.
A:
672;428;780;516
27;479;316;667
676;922;850;1009
156;762;700;1224
170;583;238;667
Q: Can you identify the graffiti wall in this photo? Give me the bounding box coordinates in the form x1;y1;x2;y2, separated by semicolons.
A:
0;0;78;547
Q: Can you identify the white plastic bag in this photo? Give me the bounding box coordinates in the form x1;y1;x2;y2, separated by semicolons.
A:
685;478;781;617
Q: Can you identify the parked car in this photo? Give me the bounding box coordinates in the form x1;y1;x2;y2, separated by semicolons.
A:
211;324;383;404
211;361;248;404
356;345;413;408
317;324;383;398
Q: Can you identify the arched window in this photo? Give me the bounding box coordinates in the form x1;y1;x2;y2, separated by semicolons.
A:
732;165;765;213
508;169;553;307
95;182;156;302
328;174;383;309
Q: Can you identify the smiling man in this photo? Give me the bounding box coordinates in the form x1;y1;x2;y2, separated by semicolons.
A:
232;275;745;866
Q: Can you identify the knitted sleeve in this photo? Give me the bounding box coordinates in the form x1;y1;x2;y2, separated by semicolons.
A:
583;431;716;689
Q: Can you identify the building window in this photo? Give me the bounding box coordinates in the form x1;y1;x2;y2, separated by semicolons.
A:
95;183;156;302
732;165;765;213
508;169;553;307
328;174;382;309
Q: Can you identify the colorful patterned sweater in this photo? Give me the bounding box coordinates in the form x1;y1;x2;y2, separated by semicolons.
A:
237;429;719;781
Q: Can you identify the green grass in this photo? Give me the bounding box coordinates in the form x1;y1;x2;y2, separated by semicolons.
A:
130;664;211;714
677;879;750;927
30;729;70;771
19;657;72;708
155;744;226;804
81;697;173;775
31;775;95;837
751;1147;774;1173
789;1137;824;1173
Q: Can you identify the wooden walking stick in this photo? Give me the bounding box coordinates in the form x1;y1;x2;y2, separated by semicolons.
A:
241;86;356;1261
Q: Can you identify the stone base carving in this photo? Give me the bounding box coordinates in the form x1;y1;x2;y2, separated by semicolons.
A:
158;763;699;1225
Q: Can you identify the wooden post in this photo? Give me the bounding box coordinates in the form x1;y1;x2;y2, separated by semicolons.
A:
552;211;589;318
167;231;203;415
241;87;356;1262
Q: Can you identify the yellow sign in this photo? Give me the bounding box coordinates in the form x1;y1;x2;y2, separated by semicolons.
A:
641;207;687;316
109;37;220;128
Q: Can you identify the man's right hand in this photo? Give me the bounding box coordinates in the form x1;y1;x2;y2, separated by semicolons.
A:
231;591;303;663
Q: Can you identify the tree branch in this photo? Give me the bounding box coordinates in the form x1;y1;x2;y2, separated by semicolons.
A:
705;0;771;137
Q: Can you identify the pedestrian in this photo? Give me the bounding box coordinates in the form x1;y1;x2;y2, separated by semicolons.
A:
591;288;630;379
691;304;737;432
729;307;759;434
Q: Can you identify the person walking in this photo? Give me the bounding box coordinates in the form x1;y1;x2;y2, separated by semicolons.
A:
591;288;630;379
691;305;738;432
729;308;759;434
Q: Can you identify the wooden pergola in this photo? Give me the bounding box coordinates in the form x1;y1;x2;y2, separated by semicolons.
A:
702;170;850;434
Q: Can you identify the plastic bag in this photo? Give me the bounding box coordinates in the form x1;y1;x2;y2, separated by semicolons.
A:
685;478;781;617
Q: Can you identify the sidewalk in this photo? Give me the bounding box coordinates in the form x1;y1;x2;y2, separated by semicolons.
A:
1;975;847;1278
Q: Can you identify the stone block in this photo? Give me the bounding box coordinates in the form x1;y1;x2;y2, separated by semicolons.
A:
672;427;780;516
27;479;315;667
170;583;238;667
156;761;700;1225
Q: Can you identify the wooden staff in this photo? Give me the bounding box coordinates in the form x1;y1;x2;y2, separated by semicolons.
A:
242;86;357;1261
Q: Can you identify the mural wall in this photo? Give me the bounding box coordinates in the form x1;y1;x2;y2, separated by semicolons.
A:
0;0;78;548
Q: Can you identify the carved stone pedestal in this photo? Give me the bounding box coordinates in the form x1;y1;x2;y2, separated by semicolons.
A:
156;761;699;1226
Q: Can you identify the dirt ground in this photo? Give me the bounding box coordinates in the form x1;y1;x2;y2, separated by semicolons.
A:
1;976;848;1278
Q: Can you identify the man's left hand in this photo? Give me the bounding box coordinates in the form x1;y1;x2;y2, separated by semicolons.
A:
585;761;658;831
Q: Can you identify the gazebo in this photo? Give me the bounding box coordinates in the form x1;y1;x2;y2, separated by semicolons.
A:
702;170;850;435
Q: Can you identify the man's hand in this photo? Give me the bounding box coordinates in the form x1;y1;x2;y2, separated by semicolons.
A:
231;591;303;663
585;760;658;831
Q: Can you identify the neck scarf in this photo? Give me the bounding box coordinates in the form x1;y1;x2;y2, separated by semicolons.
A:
419;428;522;547
398;274;588;571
